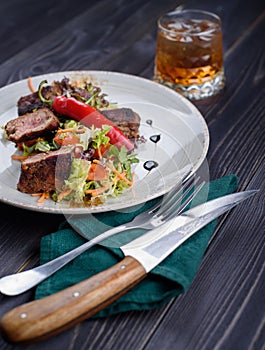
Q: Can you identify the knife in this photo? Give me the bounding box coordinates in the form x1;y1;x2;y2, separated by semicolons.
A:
0;190;257;344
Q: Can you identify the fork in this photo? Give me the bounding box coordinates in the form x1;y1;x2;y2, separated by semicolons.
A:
0;173;204;296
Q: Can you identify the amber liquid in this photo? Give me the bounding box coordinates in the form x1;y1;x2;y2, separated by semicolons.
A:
154;19;224;87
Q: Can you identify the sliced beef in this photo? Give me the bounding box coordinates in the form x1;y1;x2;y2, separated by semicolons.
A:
17;78;93;115
101;108;140;140
5;108;60;143
17;80;66;115
17;91;47;115
17;146;74;194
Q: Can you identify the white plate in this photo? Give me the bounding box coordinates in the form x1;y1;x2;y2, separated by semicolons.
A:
0;71;209;214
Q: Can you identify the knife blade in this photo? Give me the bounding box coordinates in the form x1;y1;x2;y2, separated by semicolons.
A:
0;190;257;344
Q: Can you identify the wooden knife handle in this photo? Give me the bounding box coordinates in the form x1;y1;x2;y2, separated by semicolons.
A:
0;256;146;344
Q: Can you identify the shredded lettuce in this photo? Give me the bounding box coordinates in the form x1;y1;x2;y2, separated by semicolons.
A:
22;139;53;156
62;158;90;202
63;119;79;129
91;125;111;150
108;145;139;181
78;129;91;150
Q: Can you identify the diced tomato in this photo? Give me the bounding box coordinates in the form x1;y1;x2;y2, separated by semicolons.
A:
87;163;107;181
53;133;80;146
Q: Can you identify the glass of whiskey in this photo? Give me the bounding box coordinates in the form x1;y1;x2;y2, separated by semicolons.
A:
154;9;225;100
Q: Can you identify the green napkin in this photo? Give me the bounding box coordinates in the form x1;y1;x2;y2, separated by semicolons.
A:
35;175;238;317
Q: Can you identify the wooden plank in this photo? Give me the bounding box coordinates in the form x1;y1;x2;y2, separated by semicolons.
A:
0;0;177;87
0;0;99;65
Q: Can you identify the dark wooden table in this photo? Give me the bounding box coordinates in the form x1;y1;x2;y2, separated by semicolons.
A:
0;1;264;349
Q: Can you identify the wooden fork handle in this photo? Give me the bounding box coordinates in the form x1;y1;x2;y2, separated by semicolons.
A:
0;256;146;344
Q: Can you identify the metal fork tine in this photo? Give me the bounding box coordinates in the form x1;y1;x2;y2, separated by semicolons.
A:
162;181;205;222
149;170;193;215
155;174;200;218
160;172;194;201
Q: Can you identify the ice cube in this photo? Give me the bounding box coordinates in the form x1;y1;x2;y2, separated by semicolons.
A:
168;19;186;32
179;35;193;43
201;55;211;63
199;34;214;41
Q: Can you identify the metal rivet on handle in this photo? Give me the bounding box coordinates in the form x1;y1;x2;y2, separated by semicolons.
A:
120;265;126;270
73;291;80;298
20;313;27;319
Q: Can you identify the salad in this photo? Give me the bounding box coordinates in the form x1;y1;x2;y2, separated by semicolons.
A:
4;77;140;206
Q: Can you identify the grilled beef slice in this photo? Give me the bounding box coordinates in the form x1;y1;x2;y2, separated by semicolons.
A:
101;108;140;140
17;91;47;115
5;108;60;144
17;78;92;115
17;80;66;115
17;146;73;194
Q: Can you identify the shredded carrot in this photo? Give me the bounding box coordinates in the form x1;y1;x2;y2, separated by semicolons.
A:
31;192;50;203
93;144;110;159
98;148;102;159
85;186;107;197
57;188;72;201
27;76;35;93
109;166;134;186
31;193;43;197
37;192;50;203
11;154;28;161
56;127;86;134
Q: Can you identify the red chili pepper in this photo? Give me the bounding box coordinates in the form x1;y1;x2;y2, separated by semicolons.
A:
52;96;134;152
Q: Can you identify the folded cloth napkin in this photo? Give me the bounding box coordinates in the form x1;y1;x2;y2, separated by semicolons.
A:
35;174;238;317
